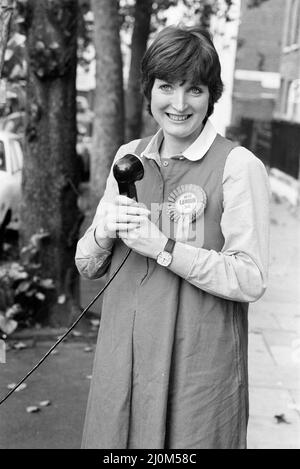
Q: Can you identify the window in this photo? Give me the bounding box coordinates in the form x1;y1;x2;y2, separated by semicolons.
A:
9;139;23;174
283;80;293;115
282;79;300;120
286;0;300;47
11;139;23;169
0;141;6;171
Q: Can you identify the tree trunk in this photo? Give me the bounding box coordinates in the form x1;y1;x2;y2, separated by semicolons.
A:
0;0;15;77
21;0;83;326
125;0;152;142
90;0;124;205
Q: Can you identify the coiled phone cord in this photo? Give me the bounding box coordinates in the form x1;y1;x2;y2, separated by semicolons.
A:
0;248;132;406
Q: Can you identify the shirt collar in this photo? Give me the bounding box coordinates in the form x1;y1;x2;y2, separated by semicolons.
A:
141;119;217;164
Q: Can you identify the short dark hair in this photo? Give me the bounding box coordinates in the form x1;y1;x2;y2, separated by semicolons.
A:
141;25;224;121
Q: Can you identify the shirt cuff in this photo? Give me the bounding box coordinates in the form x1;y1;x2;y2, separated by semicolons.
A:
93;227;114;251
77;227;113;258
168;241;198;279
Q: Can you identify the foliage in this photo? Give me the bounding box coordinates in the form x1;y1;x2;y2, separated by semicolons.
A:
2;0;271;87
0;231;56;334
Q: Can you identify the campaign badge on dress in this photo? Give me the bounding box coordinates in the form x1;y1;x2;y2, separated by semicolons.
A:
167;184;207;223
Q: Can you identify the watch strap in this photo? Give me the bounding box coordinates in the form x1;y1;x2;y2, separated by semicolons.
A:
164;238;175;254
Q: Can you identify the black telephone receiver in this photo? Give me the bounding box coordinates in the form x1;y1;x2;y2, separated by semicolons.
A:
113;153;144;201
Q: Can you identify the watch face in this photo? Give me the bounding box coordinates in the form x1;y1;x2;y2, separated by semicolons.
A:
157;251;172;267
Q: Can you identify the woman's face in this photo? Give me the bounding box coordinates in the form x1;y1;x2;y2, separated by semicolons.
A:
151;78;210;147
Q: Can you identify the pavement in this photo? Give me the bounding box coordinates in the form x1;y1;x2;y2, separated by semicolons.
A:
247;199;300;449
0;197;299;449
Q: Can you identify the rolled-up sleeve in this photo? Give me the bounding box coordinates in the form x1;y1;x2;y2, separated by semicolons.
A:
168;147;270;302
75;224;114;279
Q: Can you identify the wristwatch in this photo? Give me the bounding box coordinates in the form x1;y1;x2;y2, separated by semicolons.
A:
156;238;176;267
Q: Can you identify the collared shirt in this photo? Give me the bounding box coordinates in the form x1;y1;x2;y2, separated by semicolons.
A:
75;120;270;303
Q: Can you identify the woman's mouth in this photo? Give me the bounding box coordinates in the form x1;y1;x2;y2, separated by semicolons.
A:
166;113;192;122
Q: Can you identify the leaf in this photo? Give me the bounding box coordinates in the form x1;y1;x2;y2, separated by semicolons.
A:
25;289;36;297
90;319;100;327
57;294;66;304
5;304;22;319
15;280;32;294
7;382;27;392
39;400;51;407
13;341;27;350
72;330;82;337
6;263;29;281
84;346;93;353
39;279;55;289
274;414;291;424
35;292;46;301
7;383;17;389
26;406;40;413
15;383;27;392
0;314;18;335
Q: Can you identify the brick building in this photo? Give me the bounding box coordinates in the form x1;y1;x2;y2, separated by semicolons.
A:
230;0;285;126
271;0;300;179
274;0;300;122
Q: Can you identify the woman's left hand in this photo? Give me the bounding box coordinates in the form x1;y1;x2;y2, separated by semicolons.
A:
118;207;168;259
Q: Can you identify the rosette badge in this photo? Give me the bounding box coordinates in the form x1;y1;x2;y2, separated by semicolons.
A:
167;184;207;223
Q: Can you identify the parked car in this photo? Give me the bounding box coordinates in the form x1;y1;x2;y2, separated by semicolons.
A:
0;130;23;232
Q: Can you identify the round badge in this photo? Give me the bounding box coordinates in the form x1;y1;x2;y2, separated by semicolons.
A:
167;184;207;222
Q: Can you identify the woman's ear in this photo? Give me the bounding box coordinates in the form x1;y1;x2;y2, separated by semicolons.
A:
147;102;153;117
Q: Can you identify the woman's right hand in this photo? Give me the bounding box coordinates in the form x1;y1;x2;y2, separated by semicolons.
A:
94;195;150;244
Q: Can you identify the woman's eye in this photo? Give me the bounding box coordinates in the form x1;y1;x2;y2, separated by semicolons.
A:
159;84;172;92
190;87;203;95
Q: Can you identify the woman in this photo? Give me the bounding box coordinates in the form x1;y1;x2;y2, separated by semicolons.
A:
75;25;270;449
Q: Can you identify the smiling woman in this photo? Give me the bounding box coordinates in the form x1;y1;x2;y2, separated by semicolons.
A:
150;79;210;156
76;25;270;449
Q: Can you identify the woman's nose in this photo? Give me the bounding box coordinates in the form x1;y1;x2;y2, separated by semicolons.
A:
171;89;188;112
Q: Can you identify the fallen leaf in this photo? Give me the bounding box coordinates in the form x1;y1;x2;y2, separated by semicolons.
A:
274;413;291;424
50;350;58;355
86;375;92;380
39;400;51;407
7;382;27;392
57;294;66;304
7;383;17;389
84;346;93;353
13;342;27;350
26;406;40;413
90;319;100;327
0;314;18;335
72;330;82;337
16;383;27;392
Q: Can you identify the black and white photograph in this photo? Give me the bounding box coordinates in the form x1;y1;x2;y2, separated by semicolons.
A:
0;0;299;451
